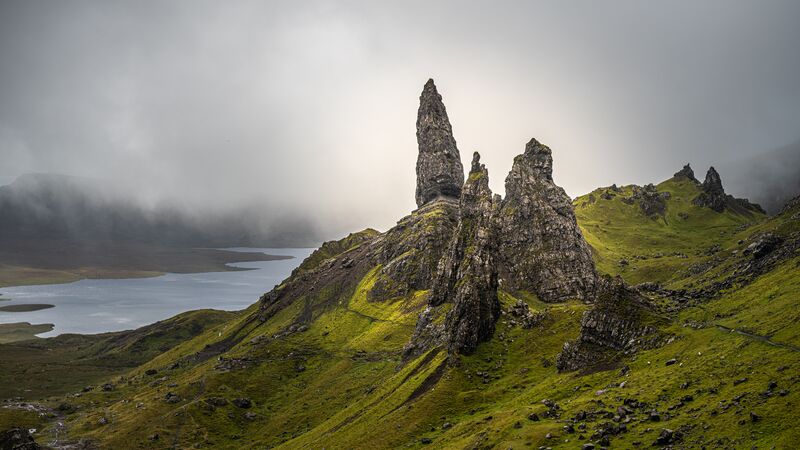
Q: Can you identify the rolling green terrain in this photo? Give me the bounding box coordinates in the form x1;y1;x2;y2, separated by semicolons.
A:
0;177;798;449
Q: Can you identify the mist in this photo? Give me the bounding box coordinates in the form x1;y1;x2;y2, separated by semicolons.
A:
2;1;799;240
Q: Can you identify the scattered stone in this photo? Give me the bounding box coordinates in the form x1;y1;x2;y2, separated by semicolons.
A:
205;397;228;407
244;412;258;421
665;358;677;366
744;233;783;259
232;398;252;409
420;437;433;444
653;428;681;446
98;417;108;425
101;383;114;392
144;369;158;376
164;392;181;404
528;413;540;421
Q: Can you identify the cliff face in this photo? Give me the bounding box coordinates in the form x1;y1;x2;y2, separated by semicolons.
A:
415;79;465;207
496;138;598;302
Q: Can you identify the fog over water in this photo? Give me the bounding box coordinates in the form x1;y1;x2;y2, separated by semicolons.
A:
1;1;799;238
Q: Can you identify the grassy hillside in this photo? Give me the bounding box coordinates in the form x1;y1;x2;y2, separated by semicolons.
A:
1;181;797;449
574;177;767;285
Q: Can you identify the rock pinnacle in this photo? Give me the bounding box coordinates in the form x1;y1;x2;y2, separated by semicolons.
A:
415;79;464;207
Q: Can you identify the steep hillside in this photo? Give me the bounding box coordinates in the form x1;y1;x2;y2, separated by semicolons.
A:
1;81;798;450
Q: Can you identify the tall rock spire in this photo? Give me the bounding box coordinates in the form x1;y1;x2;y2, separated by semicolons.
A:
415;79;464;207
496;138;597;302
407;151;500;356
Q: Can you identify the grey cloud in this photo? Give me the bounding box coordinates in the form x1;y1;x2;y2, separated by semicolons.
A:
1;0;799;240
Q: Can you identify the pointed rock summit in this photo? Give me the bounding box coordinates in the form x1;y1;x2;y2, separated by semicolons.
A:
497;138;597;302
692;166;765;214
415;79;464;207
673;163;698;182
693;166;727;212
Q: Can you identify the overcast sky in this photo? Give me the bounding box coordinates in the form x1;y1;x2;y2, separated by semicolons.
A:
1;1;799;235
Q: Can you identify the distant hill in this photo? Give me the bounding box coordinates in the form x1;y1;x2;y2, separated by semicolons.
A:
0;173;318;248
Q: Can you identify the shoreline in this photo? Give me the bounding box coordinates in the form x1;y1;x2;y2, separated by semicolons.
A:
0;245;297;288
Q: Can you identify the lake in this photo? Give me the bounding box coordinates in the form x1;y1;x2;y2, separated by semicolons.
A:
0;248;313;337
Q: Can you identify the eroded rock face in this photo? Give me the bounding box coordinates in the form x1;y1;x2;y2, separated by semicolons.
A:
497;138;597;302
407;153;500;356
556;277;665;372
438;153;501;354
415;79;465;207
673;164;698;182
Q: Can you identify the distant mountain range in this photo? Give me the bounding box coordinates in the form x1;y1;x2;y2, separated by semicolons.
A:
0;173;319;248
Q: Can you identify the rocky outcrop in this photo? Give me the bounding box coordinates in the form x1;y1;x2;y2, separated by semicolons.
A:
630;184;670;217
415;79;465;208
556;277;666;372
496;138;597;302
673;164;698;182
408;153;500;355
693;167;726;212
438;153;501;354
0;427;41;450
693;167;765;214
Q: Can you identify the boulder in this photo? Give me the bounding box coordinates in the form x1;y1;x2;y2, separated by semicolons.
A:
0;428;41;450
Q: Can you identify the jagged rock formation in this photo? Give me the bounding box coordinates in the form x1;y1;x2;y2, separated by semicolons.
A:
673;163;698;182
630;183;671;217
693;166;727;212
415;79;465;207
556;276;666;372
496;138;597;302
262;82;598;362
434;152;501;354
693;166;765;214
406;153;501;356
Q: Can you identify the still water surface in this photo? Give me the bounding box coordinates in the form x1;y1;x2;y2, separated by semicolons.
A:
0;248;312;337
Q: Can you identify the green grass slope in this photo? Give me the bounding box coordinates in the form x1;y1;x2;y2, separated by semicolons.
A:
574;177;767;285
